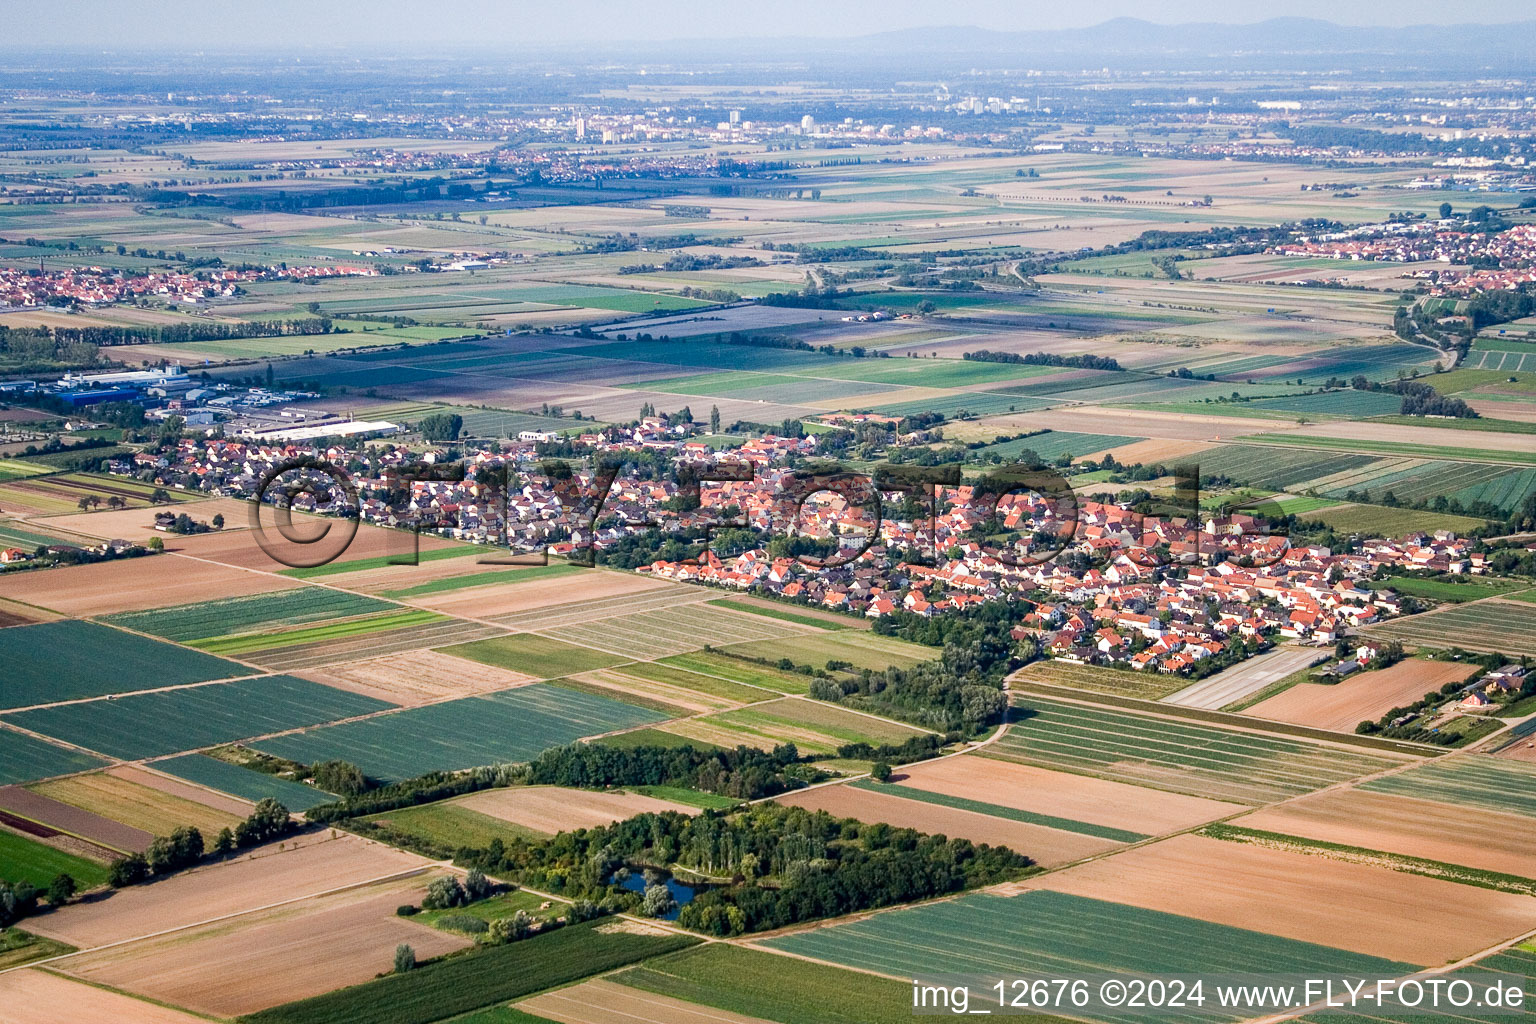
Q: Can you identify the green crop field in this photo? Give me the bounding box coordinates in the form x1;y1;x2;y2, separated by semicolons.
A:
0;728;107;786
1237;434;1536;466
656;651;813;693
618;661;781;704
446;632;632;678
1366;599;1536;656
1369;576;1531;604
0;829;109;890
1359;755;1536;819
360;800;544;847
664;697;927;755
242;920;698;1024
149;753;339;811
724;631;933;672
1306;503;1491;536
0;620;258;710
3;675;391;760
192;608;446;656
1294;945;1536;1024
253;683;666;781
705;597;852;631
988;697;1402;804
104;588;396;644
761;889;1408;1022
277;543;480;579
616;943;938;1024
381;562;582;599
980;431;1143;462
1012;660;1189;701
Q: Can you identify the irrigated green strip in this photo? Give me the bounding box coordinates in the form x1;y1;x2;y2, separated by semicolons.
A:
191;609;445;655
849;778;1148;843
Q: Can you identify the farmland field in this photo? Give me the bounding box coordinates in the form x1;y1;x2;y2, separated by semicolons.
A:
253;683;667;781
656;650;813;693
148;753;339;812
662;697;927;755
1035;832;1536;964
455;785;695;833
2;674;392;760
1245;658;1479;732
761;889;1409;1018
358;801;545;847
614;943;933;1024
723;630;933;672
988;696;1405;804
1365;599;1536;656
0;554;302;616
0;619;258;709
103;588;396;644
242;919;699;1024
1012;660;1187;701
445;632;633;678
541;601;817;660
0;969;212;1024
0;829;110;890
1359;755;1536;819
27;771;242;839
300;648;536;705
776;780;1124;866
0;728;107;786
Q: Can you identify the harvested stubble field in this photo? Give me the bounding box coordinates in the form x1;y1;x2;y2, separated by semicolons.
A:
0;619;258;710
475;578;716;632
0;727;106;786
410;567;672;620
0;969;212;1024
457;785;695;834
1359;755;1536;819
446;632;632;679
1235;787;1536;880
56;876;469;1018
544;601;817;660
3;674;392;760
104;587;395;644
179;518;465;573
1035;832;1536;965
1365;599;1536;657
300;647;536;705
25;832;431;948
0;782;153;853
29;771;243;839
254;683;666;782
560;666;759;714
776;780;1123;867
891;754;1243;837
149;753;337;812
35;497;255;544
662;697;927;755
1245;659;1479;732
656;650;813;694
0;552;300;616
990;697;1405;805
761;888;1407;1021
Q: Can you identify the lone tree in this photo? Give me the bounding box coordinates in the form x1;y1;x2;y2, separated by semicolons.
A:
393;943;416;973
47;873;76;906
871;761;893;783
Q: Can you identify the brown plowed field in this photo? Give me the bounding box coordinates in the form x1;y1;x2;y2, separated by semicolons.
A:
0;783;152;853
299;648;535;706
31;771;244;841
110;764;254;815
412;569;670;619
520;979;777;1024
0;553;300;616
1235;787;1536;879
0;969;210;1024
894;754;1244;835
24;832;432;948
457;786;694;835
775;781;1120;867
173;518;462;571
1246;659;1478;732
58;876;469;1017
1034;832;1536;964
38;498;257;543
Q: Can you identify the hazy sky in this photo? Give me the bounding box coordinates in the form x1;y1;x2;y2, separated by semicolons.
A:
2;0;1533;48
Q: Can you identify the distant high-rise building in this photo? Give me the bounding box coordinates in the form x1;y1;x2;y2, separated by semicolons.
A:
800;114;815;134
729;109;741;124
574;117;586;139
